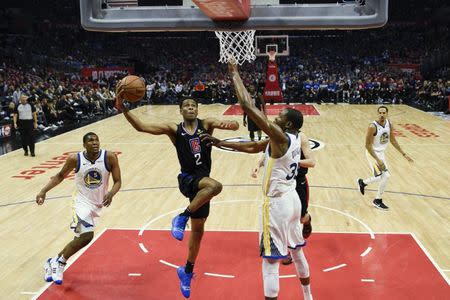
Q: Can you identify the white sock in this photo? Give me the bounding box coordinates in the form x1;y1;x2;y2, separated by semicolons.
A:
57;255;67;264
302;284;313;300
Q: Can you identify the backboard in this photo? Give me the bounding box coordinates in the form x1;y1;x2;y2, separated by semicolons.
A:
80;0;389;32
255;35;289;57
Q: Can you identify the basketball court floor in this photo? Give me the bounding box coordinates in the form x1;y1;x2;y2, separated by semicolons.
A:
1;104;449;299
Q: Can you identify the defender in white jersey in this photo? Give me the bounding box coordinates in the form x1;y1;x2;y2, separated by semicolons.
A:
201;63;312;300
357;106;413;210
36;132;121;285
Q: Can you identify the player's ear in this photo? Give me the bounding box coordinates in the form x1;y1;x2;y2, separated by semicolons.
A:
285;120;293;130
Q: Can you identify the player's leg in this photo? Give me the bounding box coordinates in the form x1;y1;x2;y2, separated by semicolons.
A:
45;215;95;284
257;130;262;141
291;247;313;300
172;175;221;240
373;152;390;210
188;177;222;213
177;212;208;297
249;130;255;141
358;150;383;195
286;193;312;300
262;258;280;300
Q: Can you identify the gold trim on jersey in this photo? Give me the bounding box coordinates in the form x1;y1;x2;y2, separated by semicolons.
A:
262;156;274;257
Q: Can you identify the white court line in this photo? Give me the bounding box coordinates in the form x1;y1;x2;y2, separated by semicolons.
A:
138;215;153;236
20;292;37;295
204;272;235;278
410;233;450;286
32;228;108;300
139;242;149;253
136;200;375;239
311;204;375;240
159;259;179;269
128;273;142;277
442;269;450;272
279;275;297;279
361;279;375;282
323;264;347;272
360;247;372;257
159;260;236;279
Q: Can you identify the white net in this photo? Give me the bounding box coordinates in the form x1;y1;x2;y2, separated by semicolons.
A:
215;30;256;65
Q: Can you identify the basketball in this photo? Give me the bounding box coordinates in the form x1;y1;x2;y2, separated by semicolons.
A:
119;75;145;102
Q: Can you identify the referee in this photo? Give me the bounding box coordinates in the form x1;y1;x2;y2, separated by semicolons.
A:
13;95;37;156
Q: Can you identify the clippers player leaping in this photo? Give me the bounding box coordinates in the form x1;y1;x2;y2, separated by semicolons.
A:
116;91;238;299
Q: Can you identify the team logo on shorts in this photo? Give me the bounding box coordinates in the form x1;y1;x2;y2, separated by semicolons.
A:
216;137;325;153
84;168;102;188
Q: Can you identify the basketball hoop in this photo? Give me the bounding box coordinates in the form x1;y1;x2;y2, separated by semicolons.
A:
268;50;277;62
215;30;256;65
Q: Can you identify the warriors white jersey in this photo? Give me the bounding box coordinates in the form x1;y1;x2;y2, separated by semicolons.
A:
75;150;110;206
262;133;301;197
372;119;390;152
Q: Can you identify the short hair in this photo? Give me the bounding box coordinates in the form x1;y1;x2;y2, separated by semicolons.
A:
378;105;388;113
179;97;198;109
83;132;98;144
285;108;304;130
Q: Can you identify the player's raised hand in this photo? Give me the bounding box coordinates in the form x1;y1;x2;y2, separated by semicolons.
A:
114;82;127;112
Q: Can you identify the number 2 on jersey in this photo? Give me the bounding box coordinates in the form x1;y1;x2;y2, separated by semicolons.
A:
194;153;202;165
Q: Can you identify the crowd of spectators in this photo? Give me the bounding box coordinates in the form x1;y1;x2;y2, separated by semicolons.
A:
0;22;449;135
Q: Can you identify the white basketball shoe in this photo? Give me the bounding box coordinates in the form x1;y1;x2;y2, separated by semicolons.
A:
51;258;66;285
43;258;53;282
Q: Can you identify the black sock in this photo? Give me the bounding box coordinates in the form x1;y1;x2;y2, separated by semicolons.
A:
185;261;194;273
180;207;191;217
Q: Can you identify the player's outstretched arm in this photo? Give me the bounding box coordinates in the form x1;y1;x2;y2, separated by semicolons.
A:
389;123;413;163
116;85;177;139
36;154;78;205
123;109;177;137
299;132;316;168
200;133;269;153
204;118;239;132
228;63;286;145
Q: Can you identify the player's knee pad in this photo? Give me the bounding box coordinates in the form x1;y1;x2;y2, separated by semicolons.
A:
291;248;310;278
262;259;279;297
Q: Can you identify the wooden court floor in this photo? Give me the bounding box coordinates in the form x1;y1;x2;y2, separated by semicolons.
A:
0;104;449;299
